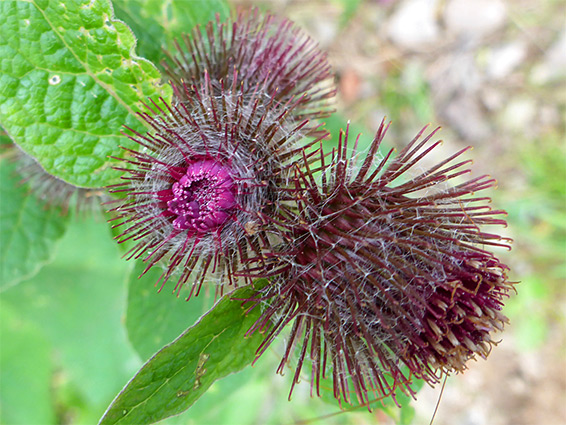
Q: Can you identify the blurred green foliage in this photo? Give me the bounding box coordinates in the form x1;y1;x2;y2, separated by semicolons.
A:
125;260;215;361
331;0;364;28
0;218;138;424
503;130;566;350
380;63;435;127
0;157;67;289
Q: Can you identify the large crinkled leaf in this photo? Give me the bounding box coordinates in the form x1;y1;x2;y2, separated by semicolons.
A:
125;260;216;361
0;0;172;188
99;283;266;425
113;0;229;66
0;156;68;290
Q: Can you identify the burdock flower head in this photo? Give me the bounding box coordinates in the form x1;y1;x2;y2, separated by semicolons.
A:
108;75;328;298
247;120;514;406
109;9;335;298
162;8;335;123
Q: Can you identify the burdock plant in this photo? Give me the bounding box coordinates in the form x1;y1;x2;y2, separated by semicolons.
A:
245;121;514;406
0;2;515;423
106;7;514;416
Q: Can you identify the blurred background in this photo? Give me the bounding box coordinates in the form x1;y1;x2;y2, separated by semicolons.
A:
1;1;564;424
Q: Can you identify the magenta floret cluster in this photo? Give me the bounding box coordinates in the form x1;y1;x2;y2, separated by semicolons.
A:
164;160;236;233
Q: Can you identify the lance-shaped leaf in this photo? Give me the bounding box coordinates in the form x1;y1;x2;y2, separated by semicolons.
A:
99;283;266;425
0;0;172;188
0;156;67;290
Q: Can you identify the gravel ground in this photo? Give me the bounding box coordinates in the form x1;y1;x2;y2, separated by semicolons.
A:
232;1;566;424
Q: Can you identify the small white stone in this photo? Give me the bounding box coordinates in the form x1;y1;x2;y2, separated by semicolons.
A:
444;94;491;141
311;17;337;48
500;97;537;132
387;0;440;50
485;41;527;80
444;0;507;39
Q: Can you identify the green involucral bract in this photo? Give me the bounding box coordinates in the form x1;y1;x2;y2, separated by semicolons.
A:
0;0;172;188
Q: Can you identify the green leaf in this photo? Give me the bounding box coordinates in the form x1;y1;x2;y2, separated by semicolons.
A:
113;0;230;66
100;284;265;425
125;260;216;361
0;132;12;146
0;0;172;188
0;302;55;425
147;362;261;425
0;156;67;290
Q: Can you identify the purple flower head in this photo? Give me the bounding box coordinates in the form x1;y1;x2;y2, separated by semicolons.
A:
162;8;336;124
246;120;514;407
108;76;327;298
109;7;335;298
